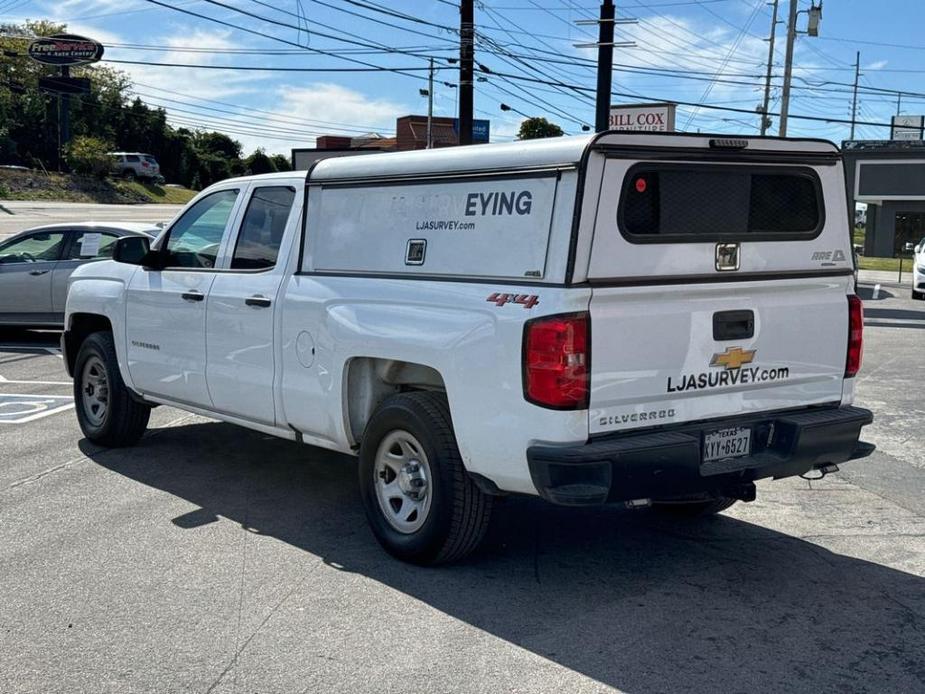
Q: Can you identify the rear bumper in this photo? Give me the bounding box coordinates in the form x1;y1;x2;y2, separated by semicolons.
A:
527;405;874;506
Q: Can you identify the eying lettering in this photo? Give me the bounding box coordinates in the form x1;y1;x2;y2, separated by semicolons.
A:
464;191;532;216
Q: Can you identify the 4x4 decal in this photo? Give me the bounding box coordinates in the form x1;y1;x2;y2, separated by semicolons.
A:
486;292;539;309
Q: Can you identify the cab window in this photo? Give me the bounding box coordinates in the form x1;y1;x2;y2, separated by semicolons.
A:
163;189;239;268
230;186;295;270
0;231;67;264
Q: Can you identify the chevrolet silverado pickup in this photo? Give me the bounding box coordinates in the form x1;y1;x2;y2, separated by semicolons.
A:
63;132;874;564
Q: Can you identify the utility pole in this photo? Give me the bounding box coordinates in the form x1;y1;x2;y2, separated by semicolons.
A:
896;92;903;116
595;0;615;132
458;0;474;145
760;0;779;136
850;51;861;140
426;58;434;149
778;0;798;137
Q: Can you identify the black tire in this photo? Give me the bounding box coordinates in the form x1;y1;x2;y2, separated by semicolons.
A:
652;496;738;518
358;391;493;565
123;170;135;182
912;289;924;301
73;331;150;447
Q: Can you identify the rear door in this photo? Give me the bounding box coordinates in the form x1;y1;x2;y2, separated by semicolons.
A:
585;138;854;435
205;184;297;425
52;230;121;313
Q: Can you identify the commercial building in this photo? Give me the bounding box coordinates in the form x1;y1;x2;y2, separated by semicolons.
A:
292;115;490;170
843;139;925;257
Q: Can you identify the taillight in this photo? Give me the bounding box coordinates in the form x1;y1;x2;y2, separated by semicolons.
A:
846;294;863;378
523;312;589;409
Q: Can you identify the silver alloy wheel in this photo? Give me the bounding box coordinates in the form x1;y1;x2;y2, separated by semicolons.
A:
374;430;433;534
80;356;110;427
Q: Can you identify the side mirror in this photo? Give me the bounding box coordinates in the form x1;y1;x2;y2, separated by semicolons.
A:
112;236;152;266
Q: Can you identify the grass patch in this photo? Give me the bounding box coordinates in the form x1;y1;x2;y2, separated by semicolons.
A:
113;180;197;204
857;255;915;272
0;168;196;204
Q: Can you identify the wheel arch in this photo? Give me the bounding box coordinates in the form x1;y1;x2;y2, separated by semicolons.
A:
343;357;447;446
63;313;113;377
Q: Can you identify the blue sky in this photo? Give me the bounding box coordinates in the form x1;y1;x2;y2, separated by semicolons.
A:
3;0;923;155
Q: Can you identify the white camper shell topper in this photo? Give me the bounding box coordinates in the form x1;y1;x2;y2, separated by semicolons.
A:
63;132;873;564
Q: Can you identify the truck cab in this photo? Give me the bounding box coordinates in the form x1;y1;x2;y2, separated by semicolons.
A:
63;133;873;564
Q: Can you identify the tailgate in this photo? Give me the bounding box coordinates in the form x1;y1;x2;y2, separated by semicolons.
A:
584;139;854;434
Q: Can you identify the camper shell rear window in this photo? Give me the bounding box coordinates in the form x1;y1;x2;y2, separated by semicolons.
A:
618;163;824;243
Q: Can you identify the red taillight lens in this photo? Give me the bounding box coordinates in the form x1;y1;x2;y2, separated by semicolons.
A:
523;312;589;409
846;294;863;378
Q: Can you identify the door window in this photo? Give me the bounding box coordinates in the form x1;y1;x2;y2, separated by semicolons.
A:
0;231;66;264
65;231;121;260
230;186;295;270
163;189;239;268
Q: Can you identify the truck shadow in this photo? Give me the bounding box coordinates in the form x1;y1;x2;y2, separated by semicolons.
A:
82;422;925;693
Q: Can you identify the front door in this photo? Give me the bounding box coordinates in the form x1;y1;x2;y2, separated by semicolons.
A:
0;230;66;322
206;185;297;425
126;188;242;406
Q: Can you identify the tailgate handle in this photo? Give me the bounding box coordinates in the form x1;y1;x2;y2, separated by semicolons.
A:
713;310;754;341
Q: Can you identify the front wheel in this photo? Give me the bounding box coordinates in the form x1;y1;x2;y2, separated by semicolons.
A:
912;289;924;301
74;331;150;447
358;392;493;565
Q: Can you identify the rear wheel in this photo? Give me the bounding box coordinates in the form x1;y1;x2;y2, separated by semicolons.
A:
122;170;135;182
912;289;924;301
74;331;150;447
358;392;493;565
652;496;737;518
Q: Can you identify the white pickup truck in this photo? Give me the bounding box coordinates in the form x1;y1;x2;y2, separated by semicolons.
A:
63;132;874;564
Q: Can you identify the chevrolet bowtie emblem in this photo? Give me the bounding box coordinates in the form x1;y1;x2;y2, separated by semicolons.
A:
710;346;756;370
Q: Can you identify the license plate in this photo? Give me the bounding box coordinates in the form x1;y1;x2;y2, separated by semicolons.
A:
703;426;751;463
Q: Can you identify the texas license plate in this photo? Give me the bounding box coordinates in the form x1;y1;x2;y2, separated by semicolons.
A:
703;426;751;463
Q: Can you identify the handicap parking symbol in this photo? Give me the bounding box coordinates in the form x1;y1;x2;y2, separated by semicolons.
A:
0;394;74;424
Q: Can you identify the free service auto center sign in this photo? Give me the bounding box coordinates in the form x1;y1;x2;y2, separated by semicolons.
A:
609;103;676;132
27;34;104;67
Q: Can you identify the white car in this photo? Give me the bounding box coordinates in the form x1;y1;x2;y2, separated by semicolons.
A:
63;133;874;564
913;238;925;300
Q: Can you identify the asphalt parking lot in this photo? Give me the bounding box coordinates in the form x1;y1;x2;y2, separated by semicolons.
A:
1;283;923;694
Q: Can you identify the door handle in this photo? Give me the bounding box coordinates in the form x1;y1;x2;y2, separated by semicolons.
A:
181;291;205;302
29;269;49;276
245;295;272;308
713;310;755;341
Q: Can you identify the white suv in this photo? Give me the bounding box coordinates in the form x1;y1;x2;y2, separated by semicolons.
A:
109;152;162;183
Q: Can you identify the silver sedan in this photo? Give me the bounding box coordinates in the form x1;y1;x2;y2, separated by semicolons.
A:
0;222;158;328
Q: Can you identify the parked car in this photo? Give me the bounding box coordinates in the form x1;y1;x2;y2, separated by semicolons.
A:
0;223;158;328
914;238;925;300
63;134;873;564
108;152;163;183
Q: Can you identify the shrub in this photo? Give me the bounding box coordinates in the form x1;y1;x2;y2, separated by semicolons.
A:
64;136;113;178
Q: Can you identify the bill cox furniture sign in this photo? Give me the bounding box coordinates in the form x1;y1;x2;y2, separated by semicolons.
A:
609;103;677;132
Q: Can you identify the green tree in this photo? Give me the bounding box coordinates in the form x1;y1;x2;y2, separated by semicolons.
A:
270;153;292;172
517;117;564;140
64;135;113;177
244;148;277;175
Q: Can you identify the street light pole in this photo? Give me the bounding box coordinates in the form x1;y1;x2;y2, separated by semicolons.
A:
778;0;798;137
427;58;434;149
760;0;779;136
595;0;615;132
